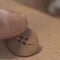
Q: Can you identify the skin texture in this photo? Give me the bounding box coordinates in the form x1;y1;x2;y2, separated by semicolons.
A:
0;9;28;40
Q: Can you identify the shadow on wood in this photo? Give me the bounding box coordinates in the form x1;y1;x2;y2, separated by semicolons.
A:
0;40;15;59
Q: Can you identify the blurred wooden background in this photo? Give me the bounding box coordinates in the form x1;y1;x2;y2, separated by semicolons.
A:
15;0;53;14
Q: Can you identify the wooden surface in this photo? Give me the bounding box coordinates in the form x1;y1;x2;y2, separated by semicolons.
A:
0;0;60;60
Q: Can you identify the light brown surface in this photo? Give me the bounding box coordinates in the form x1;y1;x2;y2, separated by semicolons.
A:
0;0;60;60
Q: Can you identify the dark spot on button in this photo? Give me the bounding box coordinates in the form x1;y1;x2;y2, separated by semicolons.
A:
20;36;24;39
25;38;28;40
23;42;26;45
18;40;21;42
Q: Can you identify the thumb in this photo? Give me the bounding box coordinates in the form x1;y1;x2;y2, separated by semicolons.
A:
0;9;28;40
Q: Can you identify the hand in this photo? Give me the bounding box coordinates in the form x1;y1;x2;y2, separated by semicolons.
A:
0;9;28;40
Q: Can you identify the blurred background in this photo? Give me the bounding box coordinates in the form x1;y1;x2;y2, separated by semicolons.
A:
15;0;53;15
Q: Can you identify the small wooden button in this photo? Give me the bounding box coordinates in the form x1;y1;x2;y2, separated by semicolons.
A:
5;28;39;57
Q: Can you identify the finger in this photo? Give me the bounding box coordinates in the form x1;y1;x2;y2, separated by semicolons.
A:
0;9;28;40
